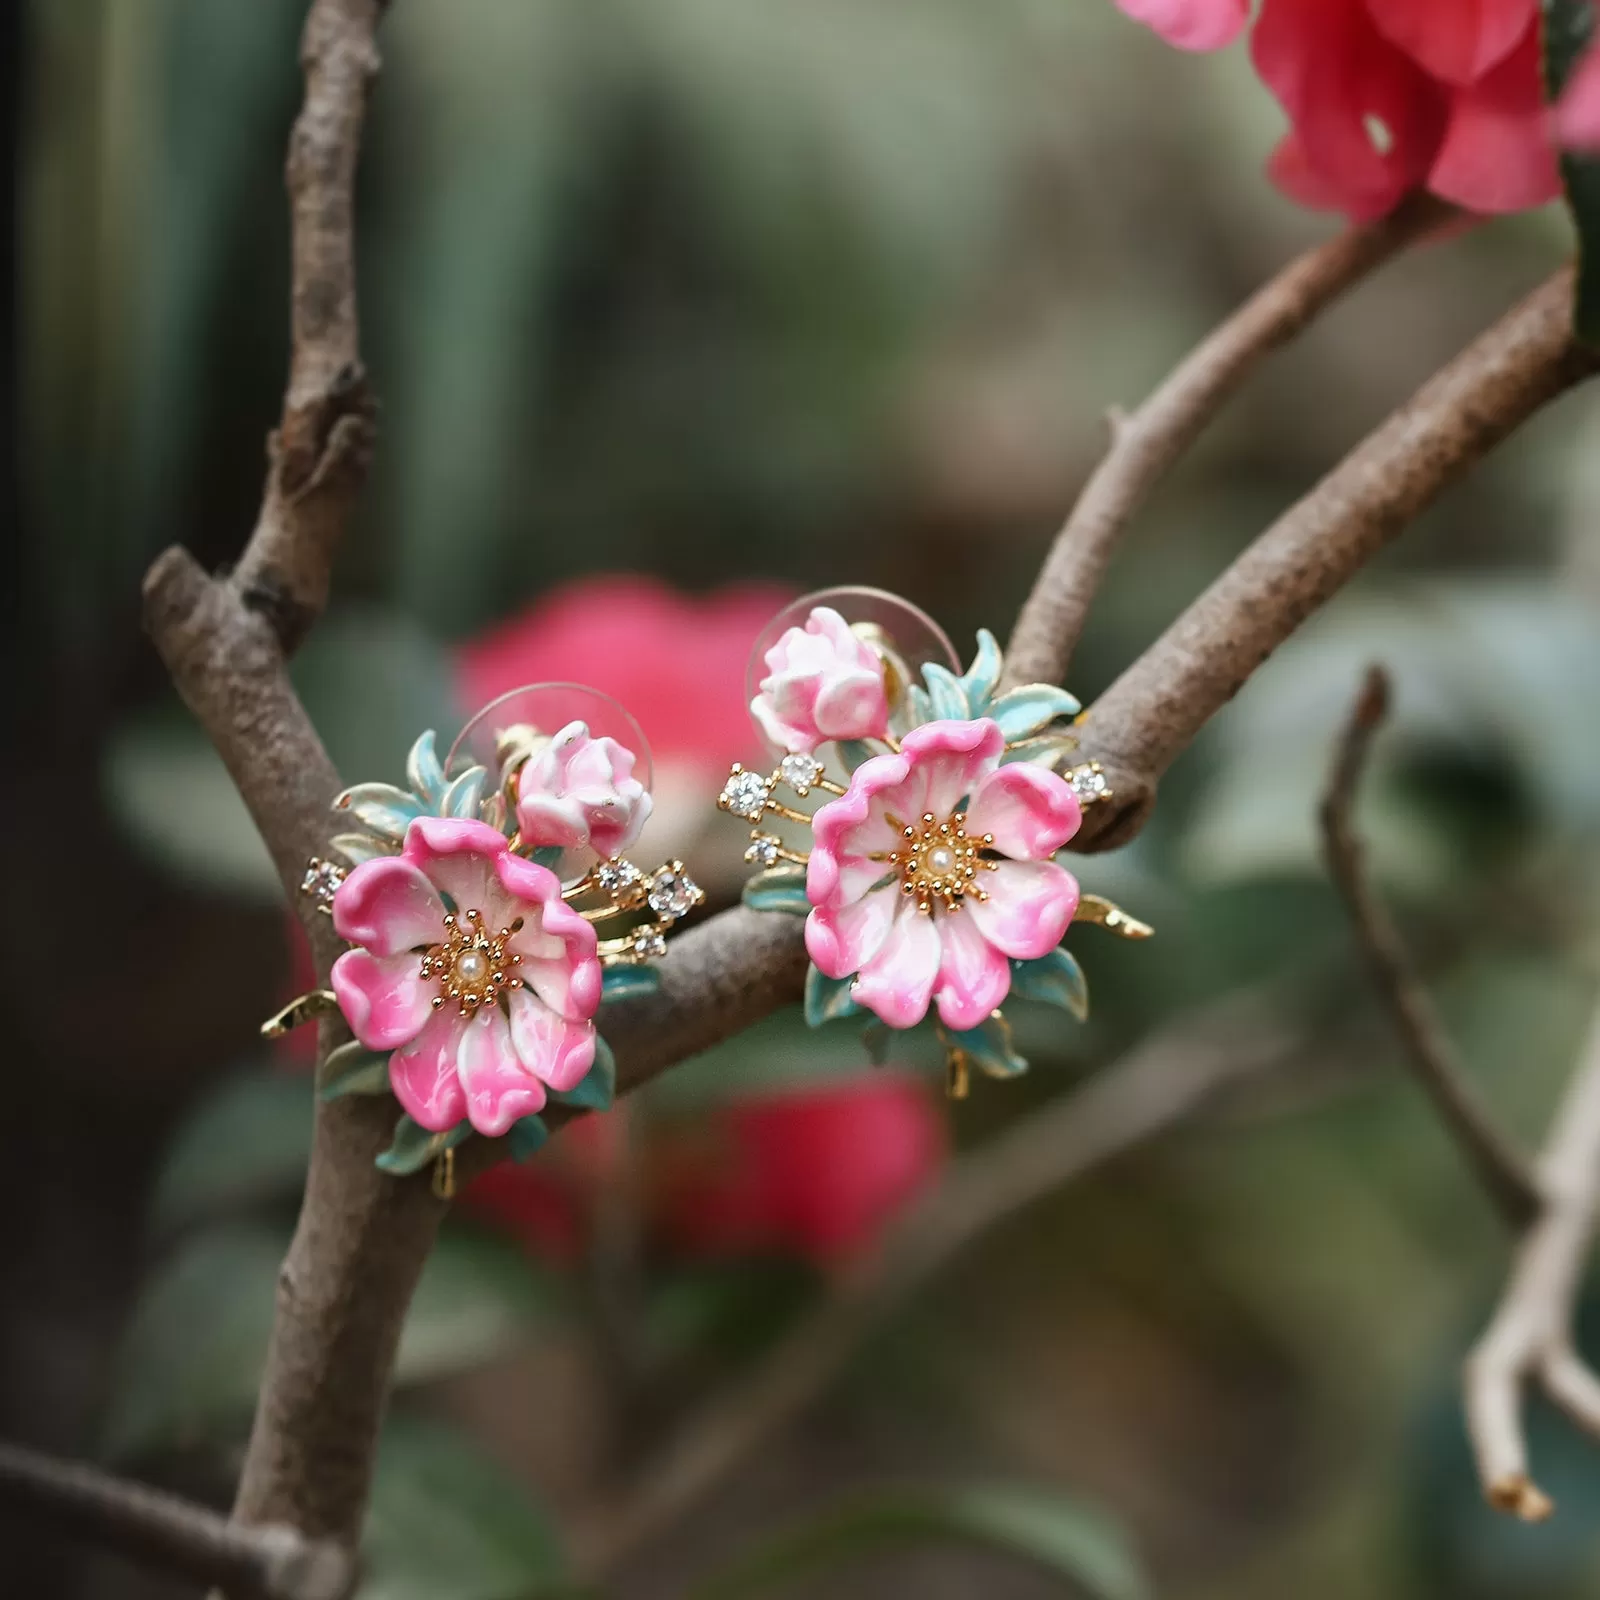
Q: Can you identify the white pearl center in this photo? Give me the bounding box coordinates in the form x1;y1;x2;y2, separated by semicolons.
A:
454;949;489;984
925;844;959;877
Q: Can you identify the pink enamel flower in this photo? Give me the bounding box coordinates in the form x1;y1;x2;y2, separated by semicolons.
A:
331;817;603;1137
806;720;1082;1032
751;605;891;754
514;720;652;858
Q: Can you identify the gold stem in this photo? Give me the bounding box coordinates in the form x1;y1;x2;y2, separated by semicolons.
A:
1076;894;1155;940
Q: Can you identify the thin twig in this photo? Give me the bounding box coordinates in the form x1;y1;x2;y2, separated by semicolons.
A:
1466;1005;1600;1520
1071;268;1600;852
574;991;1300;1578
1002;194;1451;693
0;1442;354;1600
1319;665;1540;1227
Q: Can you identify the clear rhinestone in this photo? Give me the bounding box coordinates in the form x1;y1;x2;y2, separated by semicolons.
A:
300;856;346;911
596;858;641;896
719;767;771;821
632;927;667;960
745;834;781;867
778;753;824;796
647;867;700;919
1067;764;1111;805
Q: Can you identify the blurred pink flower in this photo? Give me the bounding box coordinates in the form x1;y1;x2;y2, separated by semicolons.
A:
1114;0;1561;219
514;720;652;858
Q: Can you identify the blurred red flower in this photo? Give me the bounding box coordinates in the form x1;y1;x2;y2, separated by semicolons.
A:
1115;0;1562;219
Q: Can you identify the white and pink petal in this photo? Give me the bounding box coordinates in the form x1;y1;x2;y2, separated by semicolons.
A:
388;1010;469;1131
507;986;597;1093
933;910;1012;1031
331;948;434;1051
455;1006;547;1137
968;860;1080;961
331;857;446;956
966;762;1082;861
851;901;941;1029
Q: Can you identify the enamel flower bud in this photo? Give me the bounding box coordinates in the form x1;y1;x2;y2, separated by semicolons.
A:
751;605;892;755
514;719;652;859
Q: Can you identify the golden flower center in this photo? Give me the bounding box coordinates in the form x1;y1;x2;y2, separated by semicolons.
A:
889;812;997;916
419;908;524;1015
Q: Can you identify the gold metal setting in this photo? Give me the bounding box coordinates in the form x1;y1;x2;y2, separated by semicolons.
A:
421;909;524;1015
260;989;341;1039
1076;894;1155;940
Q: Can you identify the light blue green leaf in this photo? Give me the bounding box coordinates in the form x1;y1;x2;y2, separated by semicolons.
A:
376;1115;472;1177
330;831;392;866
743;867;812;915
553;1035;615;1112
687;1482;1147;1600
405;730;448;808
318;1041;394;1101
904;684;933;728
1010;947;1090;1022
603;964;663;1000
531;845;564;871
949;1014;1029;1079
506;1116;550;1163
805;966;860;1026
440;765;489;821
335;783;428;843
921;662;970;721
959;628;1003;715
987;684;1082;743
837;739;878;774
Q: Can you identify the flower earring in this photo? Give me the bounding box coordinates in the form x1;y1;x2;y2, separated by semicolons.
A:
720;587;1149;1097
268;684;702;1194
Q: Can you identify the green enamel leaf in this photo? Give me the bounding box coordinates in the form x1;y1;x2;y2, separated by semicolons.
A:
530;845;564;871
329;831;391;866
837;738;878;774
1009;947;1090;1022
506;1116;550;1163
959;628;1003;714
861;1019;893;1065
335;782;427;842
687;1482;1147;1600
375;1115;472;1177
318;1040;393;1101
904;684;933;728
440;765;489;821
742;867;812;915
602;963;663;1000
1546;0;1600;343
921;662;971;721
998;734;1078;770
553;1035;615;1112
405;730;448;808
949;1014;1029;1079
987;683;1082;742
805;966;860;1026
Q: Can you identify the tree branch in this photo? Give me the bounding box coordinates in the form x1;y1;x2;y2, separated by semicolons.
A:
1070;268;1600;852
1466;1004;1600;1520
0;1442;354;1600
576;991;1300;1577
1002;195;1452;694
1319;665;1540;1228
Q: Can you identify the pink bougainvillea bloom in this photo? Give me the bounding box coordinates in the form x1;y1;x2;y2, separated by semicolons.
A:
1558;45;1600;151
751;605;892;755
514;719;652;858
331;817;602;1137
1114;0;1560;218
807;719;1081;1032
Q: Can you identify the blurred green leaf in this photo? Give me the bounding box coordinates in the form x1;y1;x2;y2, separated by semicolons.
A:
106;1222;554;1460
1010;948;1090;1022
362;1412;567;1600
804;966;860;1026
376;1115;472;1177
148;1069;313;1239
686;1482;1147;1600
1545;0;1600;343
319;1042;393;1102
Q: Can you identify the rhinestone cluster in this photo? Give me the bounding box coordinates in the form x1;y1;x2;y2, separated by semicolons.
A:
1065;762;1111;806
420;908;523;1015
887;812;997;916
719;766;772;821
300;856;347;913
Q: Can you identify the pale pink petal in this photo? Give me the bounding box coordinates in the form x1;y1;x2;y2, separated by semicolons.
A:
966;763;1082;861
507;987;597;1092
455;1006;546;1137
933;910;1012;1031
1366;0;1532;86
1558;44;1600;150
811;669;891;743
332;857;446;956
968;860;1080;960
805;884;900;979
514;792;589;850
496;852;603;1021
898;719;1003;819
1114;0;1249;51
389;1009;469;1131
402;817;513;922
809;751;915;910
851;901;941;1029
331;948;433;1051
1427;25;1562;213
